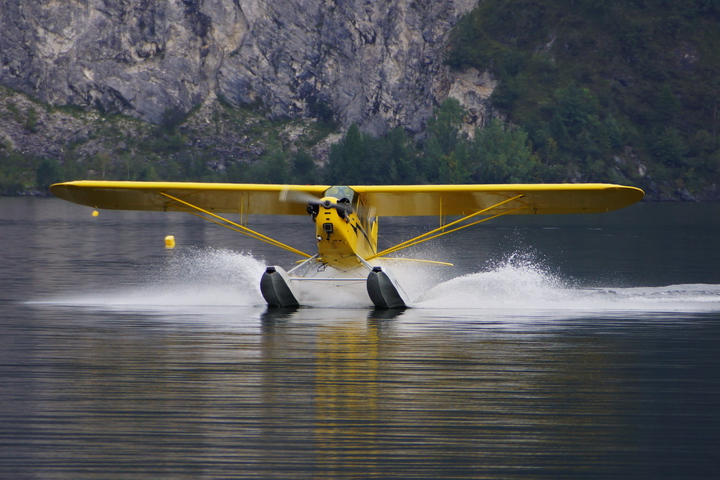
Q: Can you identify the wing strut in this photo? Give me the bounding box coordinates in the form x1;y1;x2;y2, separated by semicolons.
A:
367;194;528;260
159;192;312;258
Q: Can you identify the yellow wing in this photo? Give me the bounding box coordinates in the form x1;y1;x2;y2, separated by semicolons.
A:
351;183;644;216
50;181;643;217
50;181;330;215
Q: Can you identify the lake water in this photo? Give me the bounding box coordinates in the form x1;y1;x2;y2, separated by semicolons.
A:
1;197;719;479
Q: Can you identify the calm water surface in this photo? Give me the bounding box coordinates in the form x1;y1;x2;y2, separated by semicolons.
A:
1;197;720;479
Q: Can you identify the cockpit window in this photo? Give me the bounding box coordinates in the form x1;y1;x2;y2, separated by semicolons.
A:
323;186;356;204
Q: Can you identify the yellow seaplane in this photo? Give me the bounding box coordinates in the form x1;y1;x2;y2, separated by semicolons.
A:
50;181;644;309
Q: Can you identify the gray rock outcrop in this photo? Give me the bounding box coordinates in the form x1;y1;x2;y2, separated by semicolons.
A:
1;0;483;134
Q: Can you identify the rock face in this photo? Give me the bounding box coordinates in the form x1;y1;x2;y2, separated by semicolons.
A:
0;0;482;134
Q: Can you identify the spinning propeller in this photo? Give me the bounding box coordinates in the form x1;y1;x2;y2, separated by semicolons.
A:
279;188;322;205
279;188;353;217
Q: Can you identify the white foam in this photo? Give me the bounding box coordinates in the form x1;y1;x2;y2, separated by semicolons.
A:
30;248;267;312
414;255;720;314
28;248;720;316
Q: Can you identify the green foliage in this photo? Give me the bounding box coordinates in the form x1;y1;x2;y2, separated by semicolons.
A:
448;0;720;192
290;149;317;185
35;159;62;190
326;123;366;184
248;141;291;184
426;98;465;156
422;99;470;183
322;101;542;186
0;150;32;194
24;107;39;133
651;127;688;167
470;119;541;183
374;127;420;184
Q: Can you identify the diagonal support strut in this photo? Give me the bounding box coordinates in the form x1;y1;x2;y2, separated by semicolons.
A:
366;194;528;260
159;192;311;258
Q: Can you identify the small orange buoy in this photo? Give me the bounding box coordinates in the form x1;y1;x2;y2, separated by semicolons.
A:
164;235;176;249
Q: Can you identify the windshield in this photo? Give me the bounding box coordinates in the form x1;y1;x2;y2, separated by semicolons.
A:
323;186;356;204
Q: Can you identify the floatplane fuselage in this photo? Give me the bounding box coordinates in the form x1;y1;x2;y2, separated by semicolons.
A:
260;186;410;309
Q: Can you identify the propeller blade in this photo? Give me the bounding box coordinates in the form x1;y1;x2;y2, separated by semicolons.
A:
279;188;322;205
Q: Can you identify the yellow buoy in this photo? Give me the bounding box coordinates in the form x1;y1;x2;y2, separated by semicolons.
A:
92;210;99;217
164;235;176;249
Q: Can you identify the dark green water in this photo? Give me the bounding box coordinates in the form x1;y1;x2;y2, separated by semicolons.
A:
1;197;719;479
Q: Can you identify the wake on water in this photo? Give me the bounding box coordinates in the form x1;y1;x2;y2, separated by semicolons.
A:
415;255;720;314
29;248;720;315
29;248;268;312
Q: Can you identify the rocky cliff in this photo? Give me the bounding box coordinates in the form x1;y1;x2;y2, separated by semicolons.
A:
1;0;487;135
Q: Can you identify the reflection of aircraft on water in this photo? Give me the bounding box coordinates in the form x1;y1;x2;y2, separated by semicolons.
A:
50;181;644;309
